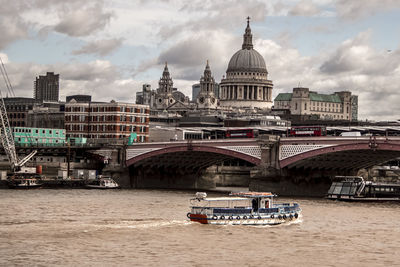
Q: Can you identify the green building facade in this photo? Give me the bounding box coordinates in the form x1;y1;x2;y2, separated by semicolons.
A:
12;127;66;147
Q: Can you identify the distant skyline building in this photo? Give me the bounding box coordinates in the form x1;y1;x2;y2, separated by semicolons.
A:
34;72;59;102
191;84;201;101
351;95;358;121
192;82;220;101
136;84;152;106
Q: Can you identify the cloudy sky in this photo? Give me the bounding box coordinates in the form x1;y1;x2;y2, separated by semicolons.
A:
0;0;399;121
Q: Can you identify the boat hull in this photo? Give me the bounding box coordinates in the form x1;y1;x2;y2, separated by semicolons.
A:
85;185;121;189
327;195;400;202
188;213;301;225
8;183;42;189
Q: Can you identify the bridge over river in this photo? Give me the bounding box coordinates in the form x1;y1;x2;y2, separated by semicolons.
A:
124;136;400;195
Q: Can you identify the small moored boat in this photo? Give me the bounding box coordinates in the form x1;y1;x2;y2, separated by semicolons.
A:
85;177;120;189
187;192;301;225
327;176;400;201
8;178;43;189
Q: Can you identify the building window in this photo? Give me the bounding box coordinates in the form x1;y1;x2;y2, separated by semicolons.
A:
304;103;307;110
295;103;298;110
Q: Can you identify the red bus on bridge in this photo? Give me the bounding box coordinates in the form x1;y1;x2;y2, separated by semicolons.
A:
289;126;327;137
226;129;259;139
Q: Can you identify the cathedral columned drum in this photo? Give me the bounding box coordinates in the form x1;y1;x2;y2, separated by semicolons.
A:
220;18;273;110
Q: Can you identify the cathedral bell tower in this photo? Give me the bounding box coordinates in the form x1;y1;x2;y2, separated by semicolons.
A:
155;62;175;109
197;60;217;110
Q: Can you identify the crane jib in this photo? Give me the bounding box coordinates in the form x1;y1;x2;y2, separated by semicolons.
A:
0;57;37;173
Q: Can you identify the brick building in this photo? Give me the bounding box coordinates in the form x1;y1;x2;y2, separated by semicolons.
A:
65;100;150;142
3;97;41;127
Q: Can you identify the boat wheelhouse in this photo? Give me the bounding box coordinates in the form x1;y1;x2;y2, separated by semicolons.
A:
187;192;301;225
327;176;400;201
85;177;121;189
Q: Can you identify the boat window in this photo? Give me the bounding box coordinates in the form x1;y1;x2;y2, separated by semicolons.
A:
349;184;358;195
340;183;351;195
332;183;343;195
327;182;338;194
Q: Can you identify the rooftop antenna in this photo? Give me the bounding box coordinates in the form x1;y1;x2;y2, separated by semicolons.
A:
298;82;301;88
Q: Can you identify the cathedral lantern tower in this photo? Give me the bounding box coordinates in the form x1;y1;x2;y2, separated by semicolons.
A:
219;17;274;110
197;60;217;110
155;62;175;109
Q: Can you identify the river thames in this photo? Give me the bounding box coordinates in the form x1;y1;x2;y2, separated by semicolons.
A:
0;189;399;266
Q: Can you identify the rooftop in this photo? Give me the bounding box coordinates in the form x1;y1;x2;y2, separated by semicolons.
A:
274;92;343;103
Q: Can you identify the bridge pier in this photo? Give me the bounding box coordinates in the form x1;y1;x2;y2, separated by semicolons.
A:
250;168;356;197
127;165;216;190
250;135;359;197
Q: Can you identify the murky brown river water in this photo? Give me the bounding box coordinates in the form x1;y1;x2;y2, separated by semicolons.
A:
0;189;399;266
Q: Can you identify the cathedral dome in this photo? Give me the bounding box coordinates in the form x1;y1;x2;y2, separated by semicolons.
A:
226;17;267;74
227;49;267;73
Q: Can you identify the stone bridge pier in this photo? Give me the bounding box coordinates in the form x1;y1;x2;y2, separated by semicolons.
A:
248;135;331;197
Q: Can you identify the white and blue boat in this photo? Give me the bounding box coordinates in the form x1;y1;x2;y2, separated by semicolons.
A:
187;192;301;225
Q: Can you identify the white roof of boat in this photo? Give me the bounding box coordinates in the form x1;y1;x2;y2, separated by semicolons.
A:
230;192;276;198
195;197;249;201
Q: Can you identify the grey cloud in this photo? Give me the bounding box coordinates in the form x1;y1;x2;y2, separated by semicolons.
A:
54;3;113;37
320;31;400;76
59;61;119;81
72;38;124;56
319;31;372;74
146;31;238;81
0;16;29;50
0;0;113;48
157;0;269;41
289;1;321;16
158;38;213;67
0;58;141;102
335;0;400;19
0;1;31;49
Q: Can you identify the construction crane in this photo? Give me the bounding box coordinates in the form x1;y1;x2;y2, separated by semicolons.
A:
0;57;36;173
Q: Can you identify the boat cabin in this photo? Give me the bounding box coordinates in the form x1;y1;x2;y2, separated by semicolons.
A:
327;176;365;198
190;192;277;216
327;176;400;200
